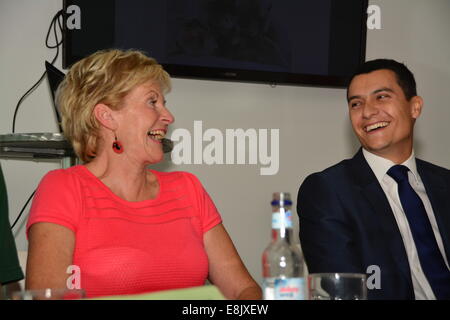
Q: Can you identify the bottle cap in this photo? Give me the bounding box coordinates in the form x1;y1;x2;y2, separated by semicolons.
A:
271;192;292;206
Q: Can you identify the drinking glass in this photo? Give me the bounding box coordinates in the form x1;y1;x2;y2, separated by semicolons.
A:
308;273;367;300
10;288;85;300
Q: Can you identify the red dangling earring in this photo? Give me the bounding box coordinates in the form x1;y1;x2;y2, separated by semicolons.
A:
112;134;123;154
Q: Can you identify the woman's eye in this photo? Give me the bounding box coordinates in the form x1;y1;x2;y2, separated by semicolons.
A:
149;99;158;106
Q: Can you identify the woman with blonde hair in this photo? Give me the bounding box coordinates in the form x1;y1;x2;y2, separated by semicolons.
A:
25;49;261;299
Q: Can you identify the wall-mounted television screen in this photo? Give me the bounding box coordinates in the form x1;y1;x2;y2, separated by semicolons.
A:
63;0;368;87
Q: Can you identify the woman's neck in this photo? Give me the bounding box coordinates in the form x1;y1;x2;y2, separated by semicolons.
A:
84;156;159;202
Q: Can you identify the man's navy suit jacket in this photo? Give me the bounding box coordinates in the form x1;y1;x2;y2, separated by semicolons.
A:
297;148;450;299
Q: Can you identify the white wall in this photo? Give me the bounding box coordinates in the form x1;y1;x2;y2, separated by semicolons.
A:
1;0;449;287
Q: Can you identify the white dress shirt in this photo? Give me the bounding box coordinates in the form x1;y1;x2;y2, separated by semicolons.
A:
363;149;450;300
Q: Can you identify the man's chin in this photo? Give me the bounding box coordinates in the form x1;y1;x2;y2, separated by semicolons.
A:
360;142;390;155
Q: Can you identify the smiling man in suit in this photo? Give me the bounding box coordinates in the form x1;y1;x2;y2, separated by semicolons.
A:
297;59;450;299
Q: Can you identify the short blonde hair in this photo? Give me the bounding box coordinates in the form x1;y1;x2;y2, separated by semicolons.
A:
57;49;171;163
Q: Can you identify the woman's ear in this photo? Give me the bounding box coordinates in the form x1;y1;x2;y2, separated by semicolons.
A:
93;103;117;130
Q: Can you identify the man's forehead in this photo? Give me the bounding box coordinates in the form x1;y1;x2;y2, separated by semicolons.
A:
351;69;397;86
348;69;399;95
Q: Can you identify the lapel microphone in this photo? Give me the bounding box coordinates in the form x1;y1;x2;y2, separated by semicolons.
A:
162;138;173;154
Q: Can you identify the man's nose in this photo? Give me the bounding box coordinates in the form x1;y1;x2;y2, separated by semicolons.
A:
362;100;379;119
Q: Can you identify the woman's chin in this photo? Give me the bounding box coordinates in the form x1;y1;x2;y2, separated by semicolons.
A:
144;151;164;165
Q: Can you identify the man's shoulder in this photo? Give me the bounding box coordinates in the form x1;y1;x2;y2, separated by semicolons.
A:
416;158;450;184
417;158;450;174
298;150;370;197
305;156;357;181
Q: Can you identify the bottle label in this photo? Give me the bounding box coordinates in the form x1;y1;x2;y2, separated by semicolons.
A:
274;277;305;300
272;210;293;229
262;278;275;300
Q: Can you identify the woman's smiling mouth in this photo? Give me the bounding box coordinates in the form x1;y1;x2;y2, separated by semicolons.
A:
147;129;166;142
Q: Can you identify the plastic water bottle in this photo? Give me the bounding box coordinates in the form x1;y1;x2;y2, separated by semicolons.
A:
262;192;305;300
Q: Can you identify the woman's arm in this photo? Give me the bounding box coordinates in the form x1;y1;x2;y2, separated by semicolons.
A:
26;222;75;290
204;223;262;300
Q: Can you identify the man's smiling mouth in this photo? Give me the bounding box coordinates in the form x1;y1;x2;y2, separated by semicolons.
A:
364;121;390;132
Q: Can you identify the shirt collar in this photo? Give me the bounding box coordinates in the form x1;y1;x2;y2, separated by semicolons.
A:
362;148;420;184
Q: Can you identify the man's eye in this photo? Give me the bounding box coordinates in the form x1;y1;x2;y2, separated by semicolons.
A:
149;99;158;106
350;101;360;108
377;94;389;99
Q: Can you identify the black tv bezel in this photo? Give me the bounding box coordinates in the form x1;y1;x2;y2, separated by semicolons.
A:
62;0;368;88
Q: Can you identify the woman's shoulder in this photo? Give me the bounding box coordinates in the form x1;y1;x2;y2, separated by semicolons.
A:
41;164;83;178
38;165;87;188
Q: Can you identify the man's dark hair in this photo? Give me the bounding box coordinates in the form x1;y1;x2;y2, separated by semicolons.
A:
347;59;417;101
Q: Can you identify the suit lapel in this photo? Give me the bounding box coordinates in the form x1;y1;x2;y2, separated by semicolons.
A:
349;149;412;284
417;161;450;260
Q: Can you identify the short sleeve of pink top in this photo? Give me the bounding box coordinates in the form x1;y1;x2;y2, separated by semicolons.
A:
26;165;222;298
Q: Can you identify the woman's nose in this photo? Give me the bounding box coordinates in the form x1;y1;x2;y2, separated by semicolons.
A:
160;106;175;124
